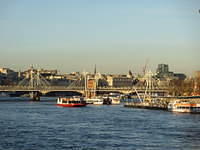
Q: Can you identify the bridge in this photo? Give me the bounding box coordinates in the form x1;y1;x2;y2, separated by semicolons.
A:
0;67;169;100
0;85;169;97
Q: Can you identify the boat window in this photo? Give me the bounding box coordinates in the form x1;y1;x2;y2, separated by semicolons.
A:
177;107;189;109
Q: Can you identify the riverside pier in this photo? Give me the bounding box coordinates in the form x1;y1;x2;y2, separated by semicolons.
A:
124;97;170;110
124;96;200;111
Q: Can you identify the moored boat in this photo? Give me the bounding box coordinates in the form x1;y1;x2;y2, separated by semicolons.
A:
108;93;121;105
168;100;200;113
110;97;121;105
85;97;104;105
57;96;87;107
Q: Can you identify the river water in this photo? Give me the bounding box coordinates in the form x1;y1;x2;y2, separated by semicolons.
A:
0;97;200;150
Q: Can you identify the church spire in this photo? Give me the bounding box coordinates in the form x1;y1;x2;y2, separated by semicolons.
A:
94;64;96;74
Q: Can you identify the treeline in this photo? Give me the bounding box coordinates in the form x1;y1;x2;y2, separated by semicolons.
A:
169;77;200;96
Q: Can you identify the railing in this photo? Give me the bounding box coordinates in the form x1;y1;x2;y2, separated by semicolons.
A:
0;85;84;91
0;85;169;92
98;86;169;90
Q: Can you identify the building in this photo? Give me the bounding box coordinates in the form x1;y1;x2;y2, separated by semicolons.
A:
156;64;186;80
0;68;19;85
156;64;174;79
107;75;133;87
194;71;200;79
39;69;57;77
0;68;15;74
192;71;200;96
174;73;186;80
0;73;6;85
156;64;169;74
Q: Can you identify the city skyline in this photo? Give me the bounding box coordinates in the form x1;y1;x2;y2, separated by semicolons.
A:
0;0;199;75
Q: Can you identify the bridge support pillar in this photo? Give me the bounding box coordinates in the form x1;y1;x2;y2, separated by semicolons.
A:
30;92;40;101
85;90;96;98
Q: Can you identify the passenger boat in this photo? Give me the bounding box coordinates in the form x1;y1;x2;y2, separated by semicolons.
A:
109;97;121;104
168;100;200;113
85;97;104;105
108;93;121;105
57;96;87;107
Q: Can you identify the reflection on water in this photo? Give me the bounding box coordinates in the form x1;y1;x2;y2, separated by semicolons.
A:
0;97;200;150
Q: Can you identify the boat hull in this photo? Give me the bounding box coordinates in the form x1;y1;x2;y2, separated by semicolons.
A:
111;100;120;105
168;107;200;113
168;109;200;113
57;103;87;107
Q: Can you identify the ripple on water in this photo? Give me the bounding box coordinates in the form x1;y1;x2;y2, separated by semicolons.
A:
0;98;200;150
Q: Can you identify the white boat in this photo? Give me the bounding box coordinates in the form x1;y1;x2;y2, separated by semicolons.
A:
57;96;87;107
168;100;200;113
109;97;120;105
108;93;121;105
85;97;103;105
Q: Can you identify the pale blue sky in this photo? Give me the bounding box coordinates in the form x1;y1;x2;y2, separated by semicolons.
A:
0;0;199;75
